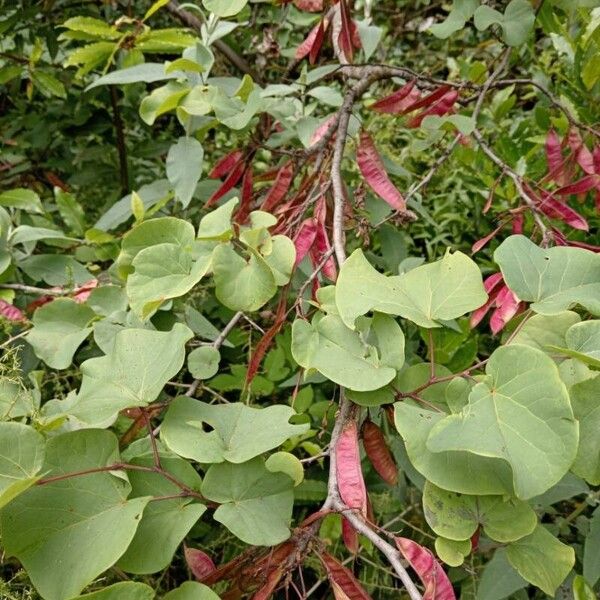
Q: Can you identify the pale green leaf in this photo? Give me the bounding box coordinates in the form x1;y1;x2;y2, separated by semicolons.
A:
423;482;536;543
74;582;155;600
139;81;189;126
291;314;397;391
430;0;478;38
187;346;220;379
0;423;45;509
161;397;308;464
550;320;600;367
201;457;294;545
167;137;204;208
335;248;487;329
127;241;213;319
427;345;578;499
202;0;248;18
0;188;43;213
434;537;471;567
19;255;91;286
117;450;205;574
1;430;150;600
266;451;304;486
476;548;527;600
197;198;238;241
70;324;193;427
506;525;575;596
27;298;95;369
584;506;600;587
495;235;600;316
163;582;220;600
508;311;580;353
212;244;276;311
86;63;181;90
570;375;600;484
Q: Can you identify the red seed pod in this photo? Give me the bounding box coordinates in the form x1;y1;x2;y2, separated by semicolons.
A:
395;537;456;600
320;552;373;600
336;420;367;516
362;420;398;486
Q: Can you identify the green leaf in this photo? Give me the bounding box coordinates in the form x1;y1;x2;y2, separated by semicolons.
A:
0;380;37;420
55;188;87;235
19;255;92;286
335;248;487;329
161;397;308;464
423;482;536;543
0;423;45;509
291;314;397;391
427;345;578;499
201;457;294;545
127;241;213;319
508;311;580;353
395;401;518;497
262;235;296;286
167;137;204;208
70;324;193;427
202;0;248;18
434;537;471;567
117;450;205;574
117;216;195;275
187;346;220;379
584;506;600;587
197;198;238;241
429;0;478;39
86;63;181;90
144;0;171;20
266;451;304;486
61;16;120;40
473;0;535;46
139;81;189;126
570;375;600;484
10;225;79;245
73;582;155;600
163;582;220;600
0;430;150;600
212;244;277;311
131;191;145;223
0;188;43;213
27;298;95;369
64;42;115;77
573;574;596;600
476;548;527;600
506;525;575;595
31;70;67;99
495;235;600;316
549;320;600;367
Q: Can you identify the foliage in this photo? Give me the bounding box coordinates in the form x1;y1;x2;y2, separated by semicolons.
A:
1;0;600;599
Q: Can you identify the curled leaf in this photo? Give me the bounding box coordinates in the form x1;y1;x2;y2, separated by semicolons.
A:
0;299;25;322
320;552;373;600
185;546;216;581
362;421;398;485
294;218;318;265
395;537;456;600
296;19;327;62
209;150;243;179
342;517;359;554
206;159;246;207
356;130;406;212
400;85;452;115
262;163;294;213
370;80;418;114
407;90;459;128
